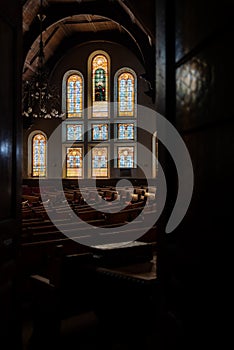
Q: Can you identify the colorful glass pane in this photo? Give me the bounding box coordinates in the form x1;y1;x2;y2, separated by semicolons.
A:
94;69;106;101
118;72;135;117
117;123;134;140
117;146;134;168
67;74;83;117
92;124;108;140
92;147;108;177
66;148;83;177
92;55;108;117
32;133;46;177
66;124;83;141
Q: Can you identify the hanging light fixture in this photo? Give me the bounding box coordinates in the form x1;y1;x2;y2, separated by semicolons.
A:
22;0;64;123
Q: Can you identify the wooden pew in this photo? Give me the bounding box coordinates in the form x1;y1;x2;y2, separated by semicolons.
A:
22;194;41;203
20;238;91;276
21;218;107;244
103;207;143;225
20;223;157;280
27;250;96;348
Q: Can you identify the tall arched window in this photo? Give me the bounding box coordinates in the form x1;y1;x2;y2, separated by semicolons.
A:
67;74;83;117
62;70;84;118
115;68;137;117
32;133;47;177
91;53;109;117
118;72;134;116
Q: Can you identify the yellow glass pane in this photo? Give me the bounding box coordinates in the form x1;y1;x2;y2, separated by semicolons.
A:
91;147;108;177
66;147;83;177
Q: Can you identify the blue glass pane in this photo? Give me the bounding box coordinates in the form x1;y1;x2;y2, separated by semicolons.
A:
118;124;134;140
92;124;108;140
67;125;82;141
119;78;133;112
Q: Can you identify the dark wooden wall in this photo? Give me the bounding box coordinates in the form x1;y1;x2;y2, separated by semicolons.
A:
0;0;22;348
156;0;233;348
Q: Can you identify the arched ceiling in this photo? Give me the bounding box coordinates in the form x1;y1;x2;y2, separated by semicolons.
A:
22;0;155;87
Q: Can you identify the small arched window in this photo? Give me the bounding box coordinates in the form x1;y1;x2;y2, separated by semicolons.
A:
32;133;47;177
67;73;83;117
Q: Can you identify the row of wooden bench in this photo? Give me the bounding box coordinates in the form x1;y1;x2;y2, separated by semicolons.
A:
22;185;156;206
20;225;157;275
21;187;157;274
22;200;156;242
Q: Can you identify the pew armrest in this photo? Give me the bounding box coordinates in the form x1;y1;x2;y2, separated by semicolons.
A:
31;274;51;285
30;274;55;293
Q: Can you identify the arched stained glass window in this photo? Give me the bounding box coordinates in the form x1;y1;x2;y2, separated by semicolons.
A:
66;147;83;177
91;147;108;177
67;74;83;117
92;54;108;117
118;72;135;117
32;133;47;177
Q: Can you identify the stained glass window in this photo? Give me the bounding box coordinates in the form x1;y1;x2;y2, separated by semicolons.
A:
92;124;108;141
66;124;83;141
117;123;134;140
67;74;83;118
61;58;139;179
66;147;83;177
32;133;46;177
92;54;108;117
118;72;135;117
118;146;134;168
94;68;106;101
92;147;108;177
